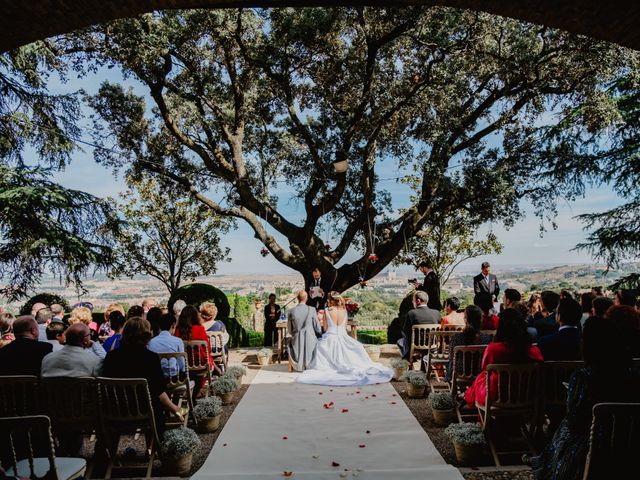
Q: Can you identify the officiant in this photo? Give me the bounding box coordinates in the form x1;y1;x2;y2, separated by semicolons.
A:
306;267;332;310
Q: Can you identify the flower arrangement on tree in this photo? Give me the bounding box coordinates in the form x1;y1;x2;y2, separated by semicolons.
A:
368;253;378;264
260;247;269;257
345;301;360;317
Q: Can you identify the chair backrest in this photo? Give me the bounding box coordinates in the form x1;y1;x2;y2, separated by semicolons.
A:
184;340;209;373
583;402;640;480
0;415;58;480
157;352;189;389
411;324;440;351
0;375;39;417
207;331;225;356
39;376;99;436
541;360;585;409
96;377;160;447
451;344;487;395
485;363;541;414
427;330;459;362
480;330;496;342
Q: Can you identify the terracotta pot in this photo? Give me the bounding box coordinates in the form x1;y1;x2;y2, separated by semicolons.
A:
164;452;193;477
432;408;455;427
453;441;484;466
196;414;221;433
219;391;235;405
406;382;426;398
392;367;407;381
257;355;270;366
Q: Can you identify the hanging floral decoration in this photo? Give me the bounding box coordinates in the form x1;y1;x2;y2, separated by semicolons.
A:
324;243;331;251
368;253;378;264
358;276;368;289
260;247;269;257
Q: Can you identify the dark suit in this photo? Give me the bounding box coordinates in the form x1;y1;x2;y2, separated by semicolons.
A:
473;273;500;299
306;276;332;310
417;270;442;311
400;306;440;359
263;303;281;347
0;337;53;376
537;326;581;361
529;312;559;340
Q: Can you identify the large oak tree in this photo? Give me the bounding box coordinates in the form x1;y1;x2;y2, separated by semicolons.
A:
77;7;634;290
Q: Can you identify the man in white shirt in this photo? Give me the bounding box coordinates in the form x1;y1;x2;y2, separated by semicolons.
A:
44;320;66;352
148;313;185;377
41;323;102;377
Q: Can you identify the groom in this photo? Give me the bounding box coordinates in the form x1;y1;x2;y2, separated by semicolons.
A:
287;290;323;372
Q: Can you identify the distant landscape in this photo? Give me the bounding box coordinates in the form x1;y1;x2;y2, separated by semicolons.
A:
3;263;636;329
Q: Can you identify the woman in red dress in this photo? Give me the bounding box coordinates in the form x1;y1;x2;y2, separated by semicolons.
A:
465;308;543;407
474;292;499;330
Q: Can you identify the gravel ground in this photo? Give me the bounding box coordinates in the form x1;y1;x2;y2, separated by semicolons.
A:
88;347;534;479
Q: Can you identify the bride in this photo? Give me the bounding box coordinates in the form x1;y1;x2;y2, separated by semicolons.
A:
296;291;393;386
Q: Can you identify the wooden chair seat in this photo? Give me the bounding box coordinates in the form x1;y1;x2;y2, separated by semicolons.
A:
424;330;461;390
184;339;213;397
408;324;441;370
158;351;195;427
450;344;487;422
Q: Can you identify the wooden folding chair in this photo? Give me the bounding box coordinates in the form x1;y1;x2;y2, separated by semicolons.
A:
184;339;213;398
408;324;440;370
157;352;195;428
537;360;584;438
476;363;541;466
40;377;103;477
0;415;86;480
480;330;497;342
207;331;228;372
0;375;40;417
583;402;640;480
97;377;161;479
450;344;487;422
424;330;459;391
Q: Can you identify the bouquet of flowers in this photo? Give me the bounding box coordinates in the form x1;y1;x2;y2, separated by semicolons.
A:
345;302;360;317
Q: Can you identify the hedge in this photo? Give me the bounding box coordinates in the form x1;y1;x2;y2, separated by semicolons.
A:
168;283;231;319
20;293;70;315
357;329;388;345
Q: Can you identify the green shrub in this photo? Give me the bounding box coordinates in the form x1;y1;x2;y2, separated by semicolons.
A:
168;283;231;319
161;427;201;457
246;330;264;347
357;329;388;344
20;293;70;315
428;391;454;410
401;370;428;386
256;348;272;358
444;422;486;445
212;375;239;395
193;396;223;420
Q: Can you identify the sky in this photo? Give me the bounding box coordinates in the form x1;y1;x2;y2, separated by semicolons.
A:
45;61;625;277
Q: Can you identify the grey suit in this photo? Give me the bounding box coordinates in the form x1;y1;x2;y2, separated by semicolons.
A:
400;306;441;359
287;303;322;372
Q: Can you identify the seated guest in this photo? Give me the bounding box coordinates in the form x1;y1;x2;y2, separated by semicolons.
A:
579;292;594;327
464;308;543;407
146;307;163;337
45;320;66;352
398;291;440;361
445;305;492;383
591;295;613;319
148;313;186;378
529;316;640;479
201;301;228;356
614;288;636;307
0;312;15;348
35;307;53;341
142;297;158;316
537;298;582;361
560;289;574;300
0;315;52;375
69;306;106;359
30;302;47;317
127;305;145;319
102;316;183;433
503;288;522;310
102;311;126;352
474;292;499;330
98;303;125;338
441;297;465;327
172;300;186;320
71;302;97;332
528;290;560;340
41;323;102;377
50;303;66;325
604;305;640;359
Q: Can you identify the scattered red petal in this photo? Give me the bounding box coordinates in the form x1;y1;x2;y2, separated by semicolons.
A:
330;389;334;392
390;401;397;405
331;461;340;467
282;471;294;477
356;391;361;394
366;430;371;434
319;392;323;395
341;408;349;413
359;444;366;448
365;396;369;399
223;443;227;446
392;394;397;397
371;394;377;397
282;436;288;440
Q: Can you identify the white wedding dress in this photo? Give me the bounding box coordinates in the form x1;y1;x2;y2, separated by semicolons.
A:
296;307;393;386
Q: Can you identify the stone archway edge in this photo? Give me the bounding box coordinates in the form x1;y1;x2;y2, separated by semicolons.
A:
0;0;639;53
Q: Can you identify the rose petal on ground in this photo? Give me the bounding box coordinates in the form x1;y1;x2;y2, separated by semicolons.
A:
359;444;366;448
282;436;288;440
341;408;349;413
366;430;371;434
282;471;293;477
332;461;340;467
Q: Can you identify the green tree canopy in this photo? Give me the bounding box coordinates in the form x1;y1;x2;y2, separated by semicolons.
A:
111;177;232;295
67;7;635;290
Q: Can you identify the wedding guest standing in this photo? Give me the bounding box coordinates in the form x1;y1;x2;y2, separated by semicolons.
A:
263;294;280;347
411;261;442;311
473;262;500;301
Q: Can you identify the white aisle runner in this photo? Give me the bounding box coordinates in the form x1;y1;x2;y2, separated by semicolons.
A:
192;365;464;480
